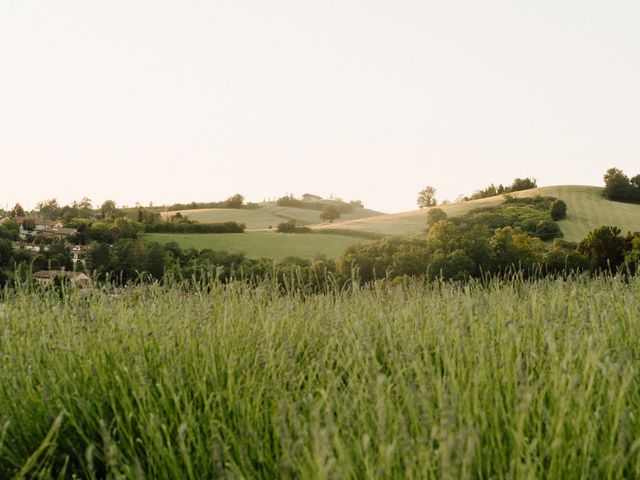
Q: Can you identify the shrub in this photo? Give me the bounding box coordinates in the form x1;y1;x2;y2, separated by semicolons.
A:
549;199;568;220
145;221;245;234
534;219;563;240
426;208;447;227
277;220;311;234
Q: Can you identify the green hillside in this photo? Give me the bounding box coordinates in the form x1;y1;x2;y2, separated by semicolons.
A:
143;232;373;261
312;186;640;242
161;205;382;230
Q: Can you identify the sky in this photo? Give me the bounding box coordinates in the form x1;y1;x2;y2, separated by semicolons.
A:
1;1;639;213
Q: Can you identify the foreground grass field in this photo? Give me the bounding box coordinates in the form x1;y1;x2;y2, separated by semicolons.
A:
2;276;640;478
161;205;382;230
143;232;373;260
315;185;640;241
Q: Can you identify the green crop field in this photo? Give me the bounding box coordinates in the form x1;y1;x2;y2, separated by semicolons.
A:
161;205;383;230
143;232;373;260
313;185;640;242
3;276;640;478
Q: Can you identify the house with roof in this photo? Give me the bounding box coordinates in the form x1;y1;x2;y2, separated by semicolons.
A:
1;216;67;237
302;193;323;201
35;227;77;241
33;270;92;289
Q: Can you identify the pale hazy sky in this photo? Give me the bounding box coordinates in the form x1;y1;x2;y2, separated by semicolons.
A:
1;1;639;213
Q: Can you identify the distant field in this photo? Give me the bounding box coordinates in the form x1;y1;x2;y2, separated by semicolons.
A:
161;205;382;230
313;185;640;242
143;232;373;260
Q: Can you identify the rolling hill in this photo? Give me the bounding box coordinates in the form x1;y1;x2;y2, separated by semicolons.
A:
311;186;640;242
160;205;383;230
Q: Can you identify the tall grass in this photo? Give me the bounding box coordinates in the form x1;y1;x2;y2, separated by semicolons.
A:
1;275;640;478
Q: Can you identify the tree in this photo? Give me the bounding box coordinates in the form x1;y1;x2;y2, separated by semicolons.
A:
417;186;437;209
99;200;119;219
0;238;13;267
603;168;636;201
36;199;61;220
43;240;73;271
427;249;474;281
491;227;543;271
534;219;562;240
625;234;640;266
0;221;20;241
426;220;461;255
77;197;93;209
320;205;341;223
22;218;36;232
225;194;245;209
509;178;537;192
110;239;146;282
549;199;567;220
86;242;111;273
145;243;167;279
544;240;589;274
577;225;626;271
426;208;447;227
11;203;25;217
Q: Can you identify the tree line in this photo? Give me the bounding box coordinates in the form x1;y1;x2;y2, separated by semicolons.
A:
417;178;538;208
2;193;639;291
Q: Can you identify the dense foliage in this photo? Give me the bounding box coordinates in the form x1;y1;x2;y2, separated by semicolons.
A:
276;220;311;233
144;221;245;234
464;177;538;201
275;194;360;213
157;193;260;211
337;197;640;283
603;167;640;202
2;276;640;478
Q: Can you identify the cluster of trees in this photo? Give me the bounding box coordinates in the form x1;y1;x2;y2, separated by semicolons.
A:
277;220;311;233
7;198;115;222
338;224;640;284
82;240;339;289
9;194;258;223
603;168;640;202
65;218;141;244
445;196;565;239
160;194;257;212
339;196;568;283
463;177;538;201
144;221;245;234
417;178;538;208
275;194;362;213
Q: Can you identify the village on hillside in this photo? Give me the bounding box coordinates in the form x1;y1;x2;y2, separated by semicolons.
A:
0;214;90;287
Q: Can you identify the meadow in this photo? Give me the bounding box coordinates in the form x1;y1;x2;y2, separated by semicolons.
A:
143;232;374;261
2;275;640;478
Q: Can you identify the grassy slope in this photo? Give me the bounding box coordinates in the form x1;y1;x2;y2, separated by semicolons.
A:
161;205;382;230
143;232;372;260
312;185;640;242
